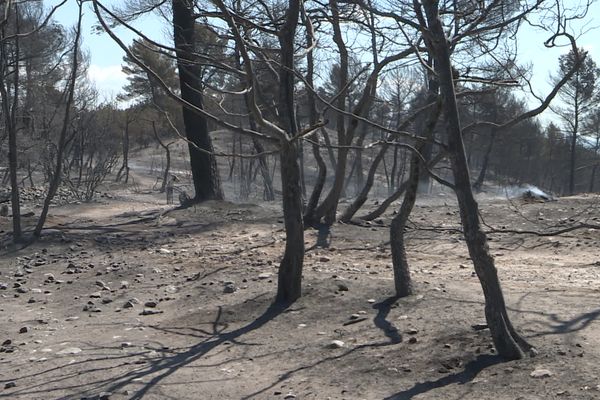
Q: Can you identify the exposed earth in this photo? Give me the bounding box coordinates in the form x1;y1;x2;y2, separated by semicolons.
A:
0;184;599;400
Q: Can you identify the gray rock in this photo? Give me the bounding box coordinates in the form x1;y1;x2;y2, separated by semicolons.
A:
223;284;237;294
140;309;163;316
327;340;345;349
530;368;552;378
4;381;16;389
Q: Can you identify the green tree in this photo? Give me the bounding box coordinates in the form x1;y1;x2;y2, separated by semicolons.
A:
554;48;599;194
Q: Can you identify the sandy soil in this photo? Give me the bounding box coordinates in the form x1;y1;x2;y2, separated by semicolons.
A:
0;190;599;400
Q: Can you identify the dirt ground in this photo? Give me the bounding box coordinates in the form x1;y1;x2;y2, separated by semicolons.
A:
0;188;599;400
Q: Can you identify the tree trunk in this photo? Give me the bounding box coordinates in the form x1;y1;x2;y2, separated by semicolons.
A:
590;164;598;192
569;126;577;195
0;4;22;242
33;3;82;238
116;119;131;183
173;0;223;202
152;121;172;193
275;0;304;304
276;141;304;303
302;25;327;225
422;0;533;360
340;142;389;222
473;129;496;192
390;150;419;297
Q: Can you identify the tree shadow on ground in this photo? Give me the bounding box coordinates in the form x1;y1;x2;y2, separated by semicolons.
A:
0;297;287;400
373;296;403;344
383;354;502;400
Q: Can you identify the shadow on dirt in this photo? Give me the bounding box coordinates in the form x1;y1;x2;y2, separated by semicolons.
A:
383;354;502;400
0;296;287;400
373;296;403;344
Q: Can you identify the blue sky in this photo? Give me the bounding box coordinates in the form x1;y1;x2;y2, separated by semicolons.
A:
51;0;600;122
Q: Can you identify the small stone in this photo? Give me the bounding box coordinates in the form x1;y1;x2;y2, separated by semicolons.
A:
367;298;376;303
350;314;360;320
328;340;345;349
284;394;296;399
95;280;106;288
258;273;272;280
408;337;418;344
223;284;237;294
319;256;331;262
121;342;133;348
4;381;16;389
407;328;418;335
120;281;129;289
530;368;552;378
144;301;157;308
19;326;28;334
337;283;349;291
140;309;163;316
2;340;11;346
90;292;102;298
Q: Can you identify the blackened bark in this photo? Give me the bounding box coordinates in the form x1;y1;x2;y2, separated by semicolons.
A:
473;129;496;192
33;3;82;238
340;142;389;222
276;141;304;303
422;0;533;360
252;137;275;201
303;26;327;224
116;119;131;183
152;121;172;193
390;150;419;297
275;0;304;304
173;0;223;202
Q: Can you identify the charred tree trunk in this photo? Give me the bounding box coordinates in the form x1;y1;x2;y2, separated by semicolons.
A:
152;121;172;193
276;141;304;303
303;23;327;224
275;0;304;304
422;0;533;360
252;137;275;201
340;142;389;222
0;12;22;241
173;0;223;202
390;150;419;297
473;129;496;192
116;118;131;183
33;3;82;238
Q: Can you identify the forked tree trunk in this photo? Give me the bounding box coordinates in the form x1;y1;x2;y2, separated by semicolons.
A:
152;121;172;193
422;0;533;360
340;142;389;222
